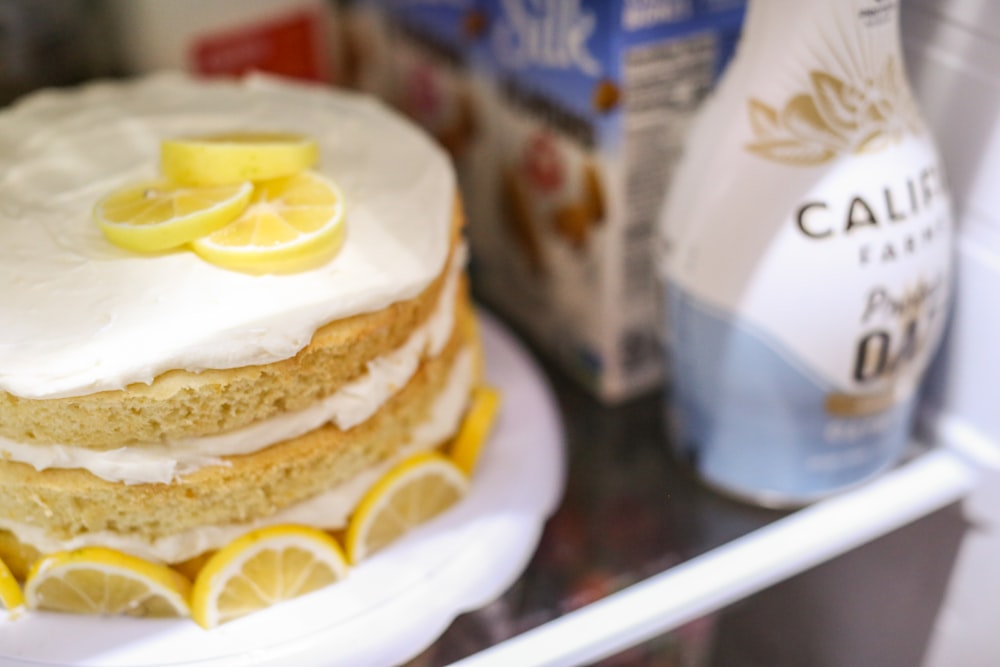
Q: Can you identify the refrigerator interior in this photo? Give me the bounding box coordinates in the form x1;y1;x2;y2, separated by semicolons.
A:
1;1;1000;665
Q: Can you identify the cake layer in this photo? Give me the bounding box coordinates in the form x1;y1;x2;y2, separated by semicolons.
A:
0;341;477;574
0;295;476;548
0;221;463;451
0;73;456;400
0;342;477;571
0;248;466;483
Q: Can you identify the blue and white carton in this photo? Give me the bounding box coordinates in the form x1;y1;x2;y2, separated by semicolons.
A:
471;0;745;402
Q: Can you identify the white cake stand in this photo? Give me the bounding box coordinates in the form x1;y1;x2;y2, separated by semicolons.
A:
0;310;566;667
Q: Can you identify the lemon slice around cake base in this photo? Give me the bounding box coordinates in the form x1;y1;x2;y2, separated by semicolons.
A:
190;525;349;629
24;547;192;618
346;452;469;565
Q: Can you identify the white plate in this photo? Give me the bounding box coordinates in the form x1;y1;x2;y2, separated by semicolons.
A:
0;310;566;667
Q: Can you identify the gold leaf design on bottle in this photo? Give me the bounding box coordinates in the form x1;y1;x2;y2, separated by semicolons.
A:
746;57;922;165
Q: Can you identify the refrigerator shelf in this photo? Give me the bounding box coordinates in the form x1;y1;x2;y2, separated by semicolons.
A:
447;447;975;667
413;309;979;667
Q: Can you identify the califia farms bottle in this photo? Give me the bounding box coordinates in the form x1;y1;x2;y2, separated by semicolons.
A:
657;0;954;506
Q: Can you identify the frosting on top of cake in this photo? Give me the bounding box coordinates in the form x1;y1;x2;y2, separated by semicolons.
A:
0;73;456;399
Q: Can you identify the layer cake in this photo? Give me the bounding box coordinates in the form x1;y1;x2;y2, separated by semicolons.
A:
0;73;477;578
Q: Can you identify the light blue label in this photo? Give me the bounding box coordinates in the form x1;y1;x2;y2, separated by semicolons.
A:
667;284;915;502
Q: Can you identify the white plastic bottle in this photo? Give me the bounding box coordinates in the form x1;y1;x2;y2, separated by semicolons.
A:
657;0;954;506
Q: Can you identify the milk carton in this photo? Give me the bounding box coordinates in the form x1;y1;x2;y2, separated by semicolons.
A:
472;0;744;402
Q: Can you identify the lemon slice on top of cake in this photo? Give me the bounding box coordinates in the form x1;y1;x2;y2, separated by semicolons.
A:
162;132;319;186
94;180;253;252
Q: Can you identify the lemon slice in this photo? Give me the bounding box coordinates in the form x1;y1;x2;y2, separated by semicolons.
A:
191;525;348;629
191;170;346;274
162;133;319;186
24;547;192;618
346;452;469;565
449;386;501;476
95;180;252;252
0;555;24;611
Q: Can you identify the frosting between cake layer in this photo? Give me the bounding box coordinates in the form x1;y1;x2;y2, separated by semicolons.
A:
0;245;466;484
0;73;455;399
0;346;476;564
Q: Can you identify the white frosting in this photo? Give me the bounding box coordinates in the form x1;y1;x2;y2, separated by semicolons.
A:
0;73;456;399
0;346;476;564
0;246;466;484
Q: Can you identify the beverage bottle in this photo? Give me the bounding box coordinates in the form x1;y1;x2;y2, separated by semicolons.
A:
657;0;954;505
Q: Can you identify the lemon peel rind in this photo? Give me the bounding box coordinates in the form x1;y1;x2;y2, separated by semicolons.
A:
0;555;24;611
449;386;502;476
